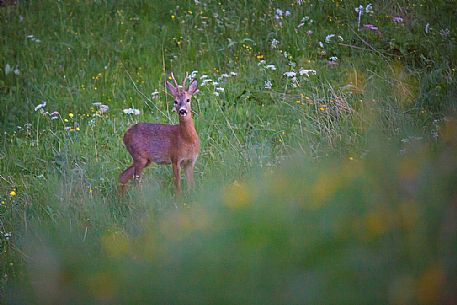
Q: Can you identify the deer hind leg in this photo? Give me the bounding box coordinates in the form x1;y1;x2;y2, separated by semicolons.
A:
119;165;135;195
172;161;182;196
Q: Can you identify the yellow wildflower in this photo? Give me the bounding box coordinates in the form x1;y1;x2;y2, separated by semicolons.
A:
69;113;74;118
9;190;16;197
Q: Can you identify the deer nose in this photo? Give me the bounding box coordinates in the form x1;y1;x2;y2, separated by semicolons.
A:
179;108;187;116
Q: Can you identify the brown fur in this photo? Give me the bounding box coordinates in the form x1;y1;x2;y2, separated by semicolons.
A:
119;73;199;196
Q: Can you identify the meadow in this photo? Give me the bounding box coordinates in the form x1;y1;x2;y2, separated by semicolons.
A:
1;0;457;304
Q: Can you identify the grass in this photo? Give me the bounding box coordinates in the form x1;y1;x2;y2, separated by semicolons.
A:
1;0;457;304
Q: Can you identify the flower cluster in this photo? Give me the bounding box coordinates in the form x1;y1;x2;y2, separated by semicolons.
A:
5;64;20;76
26;34;41;43
197;70;238;96
123;108;141;115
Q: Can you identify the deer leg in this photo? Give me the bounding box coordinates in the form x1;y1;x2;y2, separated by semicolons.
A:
172;161;182;196
184;161;195;191
119;165;135;195
133;158;149;189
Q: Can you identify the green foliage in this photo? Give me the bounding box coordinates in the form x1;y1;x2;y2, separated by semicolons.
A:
1;0;456;303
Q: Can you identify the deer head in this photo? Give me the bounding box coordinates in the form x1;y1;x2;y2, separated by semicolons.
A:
165;72;199;118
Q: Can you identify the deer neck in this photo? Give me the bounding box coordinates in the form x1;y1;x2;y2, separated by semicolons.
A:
179;114;198;143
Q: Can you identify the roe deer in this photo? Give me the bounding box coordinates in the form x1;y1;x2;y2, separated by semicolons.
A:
119;73;200;195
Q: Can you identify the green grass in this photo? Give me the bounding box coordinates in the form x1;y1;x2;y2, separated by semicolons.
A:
1;0;457;304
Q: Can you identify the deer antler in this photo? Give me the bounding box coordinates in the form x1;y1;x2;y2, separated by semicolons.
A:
170;72;179;88
182;72;189;89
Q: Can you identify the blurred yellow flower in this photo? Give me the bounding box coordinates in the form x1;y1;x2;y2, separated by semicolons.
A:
171;15;176;20
64;118;69;122
417;264;444;304
223;181;252;209
76;127;80;131
101;231;130;259
9;190;16;197
1;200;6;205
69;112;74;118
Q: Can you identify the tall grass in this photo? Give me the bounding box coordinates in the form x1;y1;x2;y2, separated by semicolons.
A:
1;0;456;303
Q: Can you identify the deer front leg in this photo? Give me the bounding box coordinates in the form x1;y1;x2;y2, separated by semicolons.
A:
184;160;196;191
172;161;182;196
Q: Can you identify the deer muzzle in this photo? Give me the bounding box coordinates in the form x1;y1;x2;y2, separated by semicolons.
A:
179;108;187;116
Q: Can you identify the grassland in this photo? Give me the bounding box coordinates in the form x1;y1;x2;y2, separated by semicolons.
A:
1;0;457;304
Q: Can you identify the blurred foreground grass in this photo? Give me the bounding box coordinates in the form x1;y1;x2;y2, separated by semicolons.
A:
4;123;457;304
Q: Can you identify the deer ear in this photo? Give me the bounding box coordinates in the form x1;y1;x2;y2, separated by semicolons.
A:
166;81;177;95
188;79;199;95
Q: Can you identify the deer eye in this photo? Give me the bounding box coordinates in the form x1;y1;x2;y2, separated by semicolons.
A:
186;99;190;103
174;100;178;104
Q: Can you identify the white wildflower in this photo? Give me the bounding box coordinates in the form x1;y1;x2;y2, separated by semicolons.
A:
213;91;220;97
34;101;46;112
365;3;373;13
189;70;198;79
325;34;335;43
285;10;291;17
258;60;266;66
319;41;324;48
440;28;450;38
212;81;219;86
200;74;209;80
355;5;364;31
26;35;41;43
329;56;338;61
99;104;109;113
284;71;297;77
264;80;272;89
271;38;280;48
425;23;430;34
275;9;283;18
123;108;140;115
201;79;213;86
265;64;277;70
229;72;237;76
5;64;12;75
215;87;225;92
14;67;20;75
298;69;317;77
151;90;159;99
50;111;60;120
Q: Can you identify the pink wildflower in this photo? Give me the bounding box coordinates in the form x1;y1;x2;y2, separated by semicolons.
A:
364;24;378;30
